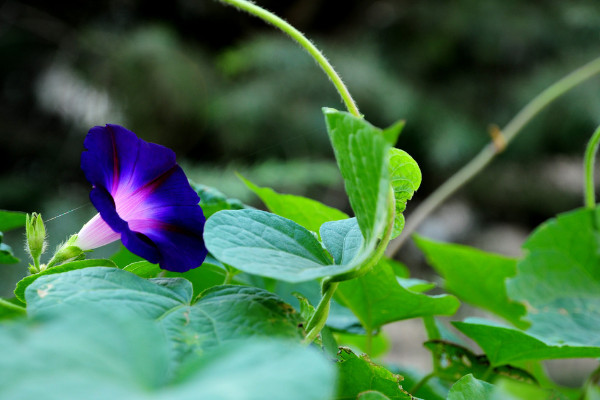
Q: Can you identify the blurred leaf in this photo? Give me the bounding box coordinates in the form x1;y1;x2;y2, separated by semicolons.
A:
453;318;600;366
424;340;536;384
192;182;247;219
0;309;170;399
14;258;117;303
0;210;26;231
27;268;303;362
320;218;363;265
0;309;334;400
335;260;459;332
240;175;347;233
0;242;19;264
447;374;494;400
507;207;600;346
0;231;19;264
172;339;336;400
587;386;600;400
388;148;421;238
415;236;527;328
336;348;413;400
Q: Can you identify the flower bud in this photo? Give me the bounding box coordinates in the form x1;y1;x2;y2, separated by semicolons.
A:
26;213;46;270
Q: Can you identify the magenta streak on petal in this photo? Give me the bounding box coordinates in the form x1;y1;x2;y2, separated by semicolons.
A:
108;126;120;195
75;213;122;250
113;166;178;221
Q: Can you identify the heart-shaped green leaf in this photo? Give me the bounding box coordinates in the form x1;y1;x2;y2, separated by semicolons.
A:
206;209;371;282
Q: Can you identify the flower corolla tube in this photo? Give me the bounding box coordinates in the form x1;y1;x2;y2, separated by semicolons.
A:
74;124;207;272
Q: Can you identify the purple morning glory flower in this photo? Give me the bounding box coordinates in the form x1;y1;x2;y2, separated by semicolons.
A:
74;124;207;272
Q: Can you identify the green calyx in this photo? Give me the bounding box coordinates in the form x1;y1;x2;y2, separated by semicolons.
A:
44;235;85;271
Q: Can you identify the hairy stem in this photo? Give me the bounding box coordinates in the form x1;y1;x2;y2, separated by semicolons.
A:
584;125;600;209
387;55;600;257
304;190;396;345
217;0;360;117
303;282;338;345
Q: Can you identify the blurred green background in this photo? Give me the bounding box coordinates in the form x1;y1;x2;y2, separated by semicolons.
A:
1;0;599;296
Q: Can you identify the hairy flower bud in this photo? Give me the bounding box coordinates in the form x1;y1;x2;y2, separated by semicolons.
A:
25;213;46;270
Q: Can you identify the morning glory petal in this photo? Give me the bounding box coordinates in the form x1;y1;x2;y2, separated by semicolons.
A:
76;124;207;272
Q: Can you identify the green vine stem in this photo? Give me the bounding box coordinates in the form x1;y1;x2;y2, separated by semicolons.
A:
304;188;396;345
217;0;361;118
584;125;600;209
387;55;600;257
303;281;339;345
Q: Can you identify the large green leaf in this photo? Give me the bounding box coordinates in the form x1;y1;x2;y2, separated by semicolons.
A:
388;148;421;238
335;260;459;331
324;108;391;245
415;236;527;328
320;218;363;264
172;339;336;400
0;310;335;400
507;207;600;347
453;318;600;366
205;209;371;282
14;258;118;303
336;348;413;400
240;175;348;233
447;374;494;400
0;210;26;231
26;268;303;361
